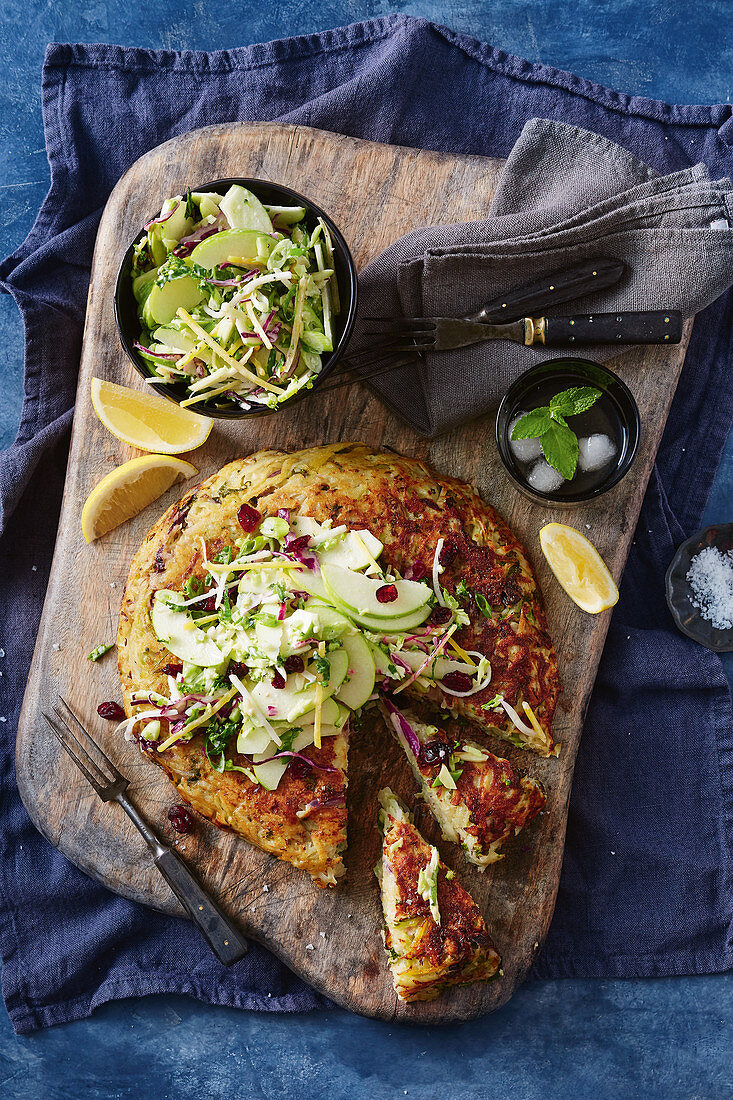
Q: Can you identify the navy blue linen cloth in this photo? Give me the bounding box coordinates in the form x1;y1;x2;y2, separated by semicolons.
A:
1;16;732;1033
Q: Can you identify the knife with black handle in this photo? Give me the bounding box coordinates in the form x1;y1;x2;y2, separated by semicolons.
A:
468;256;628;324
536;309;682;346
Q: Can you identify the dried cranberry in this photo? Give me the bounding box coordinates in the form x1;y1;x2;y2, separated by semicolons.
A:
167;804;194;834
409;560;427;580
439;541;458;567
237;503;261;532
97;701;125;721
271;671;286;689
284;655;305;673
228;661;249;679
288;758;309;779
429;606;452;626
420;740;451;766
201;596;217;612
161;662;183;677
441;671;473;693
376;583;398;603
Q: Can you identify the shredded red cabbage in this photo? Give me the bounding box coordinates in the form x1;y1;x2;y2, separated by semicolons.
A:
143;200;179;230
133;341;180;359
382;698;421;757
280;533;318;571
254;750;339;772
297;793;346;818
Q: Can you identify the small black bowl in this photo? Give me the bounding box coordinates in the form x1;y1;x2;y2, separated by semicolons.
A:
496;357;641;506
665;523;733;651
114;177;358;419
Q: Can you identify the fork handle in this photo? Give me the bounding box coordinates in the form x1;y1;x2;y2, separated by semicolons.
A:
155;848;249;966
540;309;682;346
470;257;626;324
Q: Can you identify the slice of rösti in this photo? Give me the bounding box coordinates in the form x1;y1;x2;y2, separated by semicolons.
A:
376;788;500;1002
383;703;545;867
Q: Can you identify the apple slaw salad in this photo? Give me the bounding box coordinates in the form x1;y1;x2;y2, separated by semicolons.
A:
129;185;341;412
120;509;496;794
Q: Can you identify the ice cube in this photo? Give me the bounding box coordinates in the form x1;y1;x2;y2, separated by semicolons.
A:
578;433;617;473
508;413;542;463
527;458;564;493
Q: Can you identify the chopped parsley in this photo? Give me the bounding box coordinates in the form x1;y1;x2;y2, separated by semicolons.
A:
314;654;331;685
204;717;240;772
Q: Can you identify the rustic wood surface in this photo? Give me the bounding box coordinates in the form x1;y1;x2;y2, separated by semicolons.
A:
15;123;691;1024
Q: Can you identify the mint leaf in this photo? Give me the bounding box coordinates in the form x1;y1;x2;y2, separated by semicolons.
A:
549;386;602;417
511;407;552;440
540;420;579;480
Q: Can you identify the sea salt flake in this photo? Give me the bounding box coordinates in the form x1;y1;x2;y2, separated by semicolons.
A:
686;546;733;630
508;413;542;464
577;433;617;473
527;458;564;494
305;943;314;950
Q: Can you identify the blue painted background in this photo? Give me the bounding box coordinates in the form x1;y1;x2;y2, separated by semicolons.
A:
1;3;732;1098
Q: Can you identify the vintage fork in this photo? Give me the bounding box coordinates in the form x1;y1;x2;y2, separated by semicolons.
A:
316;255;630;394
43;698;249;966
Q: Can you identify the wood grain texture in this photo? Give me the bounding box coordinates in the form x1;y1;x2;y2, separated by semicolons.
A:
15;123;691;1024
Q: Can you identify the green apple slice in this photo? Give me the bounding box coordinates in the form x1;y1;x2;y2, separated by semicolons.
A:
292;697;344;730
351;605;433;633
252;750;289;791
152;591;226;667
292;567;328;601
249;647;349;723
335;631;376;710
190;228;275;270
218;185;274;233
151;326;197;354
396;650;475;678
143;276;204;327
321;563;431;628
236;724;273;756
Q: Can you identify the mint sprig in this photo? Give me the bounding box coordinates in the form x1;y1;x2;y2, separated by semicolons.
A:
510;386;601;480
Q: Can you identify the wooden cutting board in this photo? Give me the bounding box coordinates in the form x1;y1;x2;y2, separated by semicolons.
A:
16;123;692;1024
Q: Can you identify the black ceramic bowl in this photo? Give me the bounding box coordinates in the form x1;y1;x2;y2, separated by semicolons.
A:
665;523;733;652
114;177;358;419
496;357;641;506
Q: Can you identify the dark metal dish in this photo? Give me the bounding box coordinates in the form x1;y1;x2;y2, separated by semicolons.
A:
665;523;733;652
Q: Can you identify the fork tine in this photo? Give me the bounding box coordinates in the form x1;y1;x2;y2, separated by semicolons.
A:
317;355;422;394
343;335;432;357
338;343;432;371
43;711;107;796
57;697;125;782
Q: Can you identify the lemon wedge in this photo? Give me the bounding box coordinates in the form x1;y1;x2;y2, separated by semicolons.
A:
91;377;212;454
81;455;197;543
539;523;619;614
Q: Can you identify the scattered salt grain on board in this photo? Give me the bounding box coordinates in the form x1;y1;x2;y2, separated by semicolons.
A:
686;546;733;630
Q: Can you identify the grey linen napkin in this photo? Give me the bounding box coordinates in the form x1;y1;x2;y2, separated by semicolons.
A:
354;119;733;437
